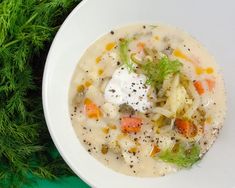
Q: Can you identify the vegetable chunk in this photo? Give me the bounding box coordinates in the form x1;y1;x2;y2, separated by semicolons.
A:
159;143;200;168
84;98;102;118
193;80;205;95
121;117;142;133
142;56;182;89
175;119;197;138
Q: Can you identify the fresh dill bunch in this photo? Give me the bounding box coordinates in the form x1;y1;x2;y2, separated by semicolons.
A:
0;0;81;187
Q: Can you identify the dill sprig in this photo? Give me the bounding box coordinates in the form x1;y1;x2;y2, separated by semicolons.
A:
0;0;81;187
158;143;200;168
119;38;135;72
142;56;183;89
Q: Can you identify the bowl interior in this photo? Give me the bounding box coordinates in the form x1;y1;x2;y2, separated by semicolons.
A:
43;0;235;187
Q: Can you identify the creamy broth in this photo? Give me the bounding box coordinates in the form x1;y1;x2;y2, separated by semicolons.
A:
69;24;226;177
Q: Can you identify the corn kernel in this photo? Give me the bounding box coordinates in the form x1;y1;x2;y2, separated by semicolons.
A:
154;36;160;40
206;116;213;124
96;56;102;64
102;127;109;134
84;80;92;87
128;147;137;153
98;69;103;76
206;67;214;74
105;42;116;51
77;85;85;93
84;98;92;105
195;67;204;75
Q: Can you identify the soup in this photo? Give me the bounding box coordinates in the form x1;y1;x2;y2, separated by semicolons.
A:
69;24;226;177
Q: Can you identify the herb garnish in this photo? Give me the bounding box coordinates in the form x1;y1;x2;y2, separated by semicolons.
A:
119;38;135;72
158;143;200;168
142;56;182;89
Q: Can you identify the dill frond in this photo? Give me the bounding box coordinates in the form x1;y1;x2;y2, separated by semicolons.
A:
142;56;182;89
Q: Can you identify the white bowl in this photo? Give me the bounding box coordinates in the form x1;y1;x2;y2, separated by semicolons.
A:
42;0;235;187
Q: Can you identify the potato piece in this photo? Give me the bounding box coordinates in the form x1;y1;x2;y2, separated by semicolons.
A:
122;152;139;164
118;136;136;151
119;136;139;164
102;102;119;119
102;52;118;77
157;135;175;150
85;85;104;106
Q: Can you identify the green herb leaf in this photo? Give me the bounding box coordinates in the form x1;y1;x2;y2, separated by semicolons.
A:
142;56;183;89
158;143;200;168
119;39;134;71
0;0;81;187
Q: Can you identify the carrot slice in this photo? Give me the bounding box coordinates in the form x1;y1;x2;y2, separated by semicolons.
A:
84;98;102;118
193;80;205;95
121;117;142;133
175;119;197;138
205;79;215;91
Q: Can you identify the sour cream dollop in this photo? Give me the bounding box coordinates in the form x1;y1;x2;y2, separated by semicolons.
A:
104;66;151;112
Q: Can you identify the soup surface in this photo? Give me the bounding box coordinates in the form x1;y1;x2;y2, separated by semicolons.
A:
69;24;226;177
